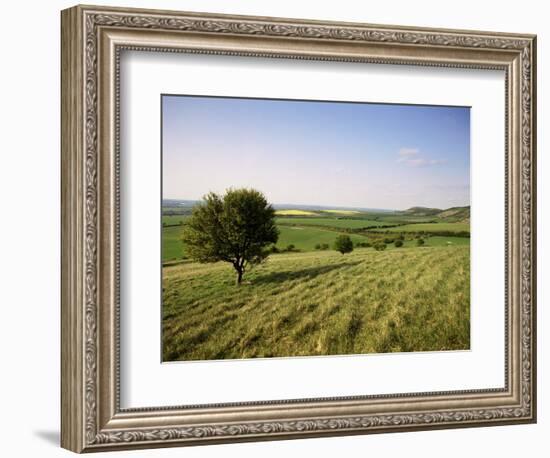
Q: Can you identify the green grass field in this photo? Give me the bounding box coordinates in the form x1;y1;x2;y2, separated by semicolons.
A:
372;215;437;223
276;226;368;251
162;224;470;262
163;225;372;261
383;222;470;233
163;226;185;261
163;245;470;361
276;217;393;229
162;215;190;226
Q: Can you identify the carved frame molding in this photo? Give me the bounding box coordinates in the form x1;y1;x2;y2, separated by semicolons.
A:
61;5;536;453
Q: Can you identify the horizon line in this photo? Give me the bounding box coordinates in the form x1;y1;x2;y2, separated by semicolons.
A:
162;197;470;212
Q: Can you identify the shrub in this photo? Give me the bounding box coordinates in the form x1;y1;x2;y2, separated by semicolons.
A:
361;241;373;248
373;241;386;251
286;244;296;252
394;240;403;248
314;243;321;250
333;235;354;255
321;243;330;250
416;238;425;246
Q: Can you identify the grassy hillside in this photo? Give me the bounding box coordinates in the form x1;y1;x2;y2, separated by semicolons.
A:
398;206;470;222
400;205;470;221
402;206;442;216
436;206;470;222
163;245;470;361
162;226;185;261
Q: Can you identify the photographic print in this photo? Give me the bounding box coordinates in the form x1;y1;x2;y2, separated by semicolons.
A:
161;95;471;362
61;7;536;450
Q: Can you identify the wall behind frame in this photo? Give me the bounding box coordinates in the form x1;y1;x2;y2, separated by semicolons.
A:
0;1;545;457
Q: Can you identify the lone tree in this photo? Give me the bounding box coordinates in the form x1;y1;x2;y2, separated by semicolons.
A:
334;235;353;255
181;188;278;284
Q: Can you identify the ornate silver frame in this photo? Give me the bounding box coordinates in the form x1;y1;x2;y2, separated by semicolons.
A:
61;4;537;453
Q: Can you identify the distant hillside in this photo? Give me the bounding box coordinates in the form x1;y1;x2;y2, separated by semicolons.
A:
436;206;470;222
403;206;470;222
403;206;442;216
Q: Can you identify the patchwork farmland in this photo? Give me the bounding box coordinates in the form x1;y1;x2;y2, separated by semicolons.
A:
161;204;470;263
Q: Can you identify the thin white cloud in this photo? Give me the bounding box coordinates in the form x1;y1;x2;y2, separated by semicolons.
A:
406;158;428;167
397;148;447;167
398;147;419;157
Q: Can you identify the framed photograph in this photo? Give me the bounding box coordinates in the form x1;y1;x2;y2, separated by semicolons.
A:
61;4;537;453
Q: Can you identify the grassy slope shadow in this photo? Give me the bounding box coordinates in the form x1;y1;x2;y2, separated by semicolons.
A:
250;260;362;285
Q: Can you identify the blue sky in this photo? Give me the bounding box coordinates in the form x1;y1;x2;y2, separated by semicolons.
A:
162;95;470;210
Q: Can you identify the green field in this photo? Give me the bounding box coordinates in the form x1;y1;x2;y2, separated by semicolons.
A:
276;226;368;251
162;222;470;262
163;246;470;361
276;217;393;229
383;222;470;233
372;215;437;223
162;215;190;226
163;226;186;261
163;225;372;261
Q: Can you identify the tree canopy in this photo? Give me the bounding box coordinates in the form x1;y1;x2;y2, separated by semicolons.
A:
181;188;279;284
333;234;353;255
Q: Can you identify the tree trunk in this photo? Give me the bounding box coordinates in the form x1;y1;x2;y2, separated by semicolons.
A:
236;268;243;285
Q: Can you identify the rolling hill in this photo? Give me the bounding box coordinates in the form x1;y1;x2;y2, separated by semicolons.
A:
402;206;470;223
436;206;470;222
